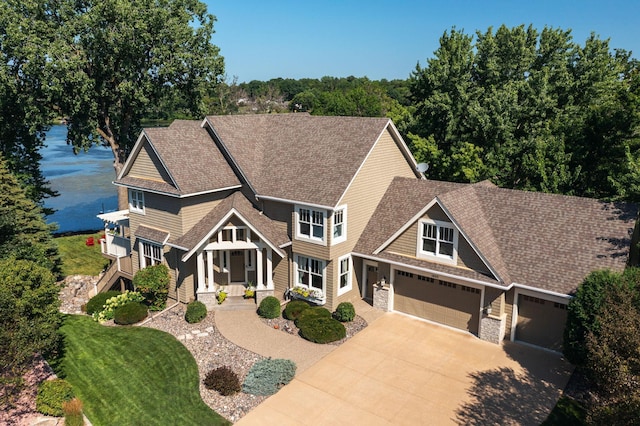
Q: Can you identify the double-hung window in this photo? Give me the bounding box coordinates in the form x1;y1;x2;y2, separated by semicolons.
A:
129;189;145;214
337;255;352;295
140;241;162;268
418;220;458;262
332;207;346;244
296;255;325;294
296;206;325;242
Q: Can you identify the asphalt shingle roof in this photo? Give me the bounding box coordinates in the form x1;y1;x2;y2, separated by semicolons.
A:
356;177;638;295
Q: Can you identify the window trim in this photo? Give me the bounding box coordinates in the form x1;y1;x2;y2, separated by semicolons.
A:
417;219;458;264
337;254;352;296
295;205;326;244
139;240;162;268
332;206;347;245
295;254;326;296
129;189;145;214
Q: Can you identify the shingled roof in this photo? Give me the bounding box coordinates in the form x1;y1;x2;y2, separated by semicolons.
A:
174;191;290;259
205;114;410;207
356;177;639;295
117;120;241;196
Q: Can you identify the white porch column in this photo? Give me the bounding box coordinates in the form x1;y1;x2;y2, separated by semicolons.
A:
266;248;273;289
196;251;205;293
256;247;264;289
206;250;214;292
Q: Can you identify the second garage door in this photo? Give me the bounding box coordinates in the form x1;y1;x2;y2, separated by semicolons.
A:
515;294;568;352
394;270;481;335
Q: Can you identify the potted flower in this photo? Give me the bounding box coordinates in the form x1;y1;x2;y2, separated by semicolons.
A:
288;285;325;305
244;282;255;299
217;289;227;304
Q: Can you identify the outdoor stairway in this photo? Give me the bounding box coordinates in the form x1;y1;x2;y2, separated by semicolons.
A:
217;296;256;311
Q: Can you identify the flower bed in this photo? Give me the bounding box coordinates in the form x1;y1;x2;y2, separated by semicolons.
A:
286;286;325;305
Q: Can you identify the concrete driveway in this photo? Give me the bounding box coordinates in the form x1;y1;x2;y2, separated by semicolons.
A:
237;313;573;425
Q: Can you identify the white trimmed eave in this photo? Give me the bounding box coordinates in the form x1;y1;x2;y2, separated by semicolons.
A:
181;207;286;261
113;181;242;199
137;233;171;246
511;282;573;300
256;194;335;212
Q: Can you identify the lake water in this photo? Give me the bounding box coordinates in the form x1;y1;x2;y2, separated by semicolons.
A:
41;125;117;233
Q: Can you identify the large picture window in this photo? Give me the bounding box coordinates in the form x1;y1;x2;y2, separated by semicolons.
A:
296;255;325;294
296;206;325;243
418;220;458;262
140;241;162;268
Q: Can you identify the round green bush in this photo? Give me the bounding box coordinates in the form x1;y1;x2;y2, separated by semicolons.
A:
36;378;75;417
283;300;310;320
258;296;281;319
114;302;148;325
203;366;241;396
86;290;121;315
185;300;207;323
298;317;346;344
294;307;331;328
333;302;356;322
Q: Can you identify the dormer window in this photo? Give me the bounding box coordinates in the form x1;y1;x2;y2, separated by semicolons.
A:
418;220;458;263
129;189;145;214
296;206;326;243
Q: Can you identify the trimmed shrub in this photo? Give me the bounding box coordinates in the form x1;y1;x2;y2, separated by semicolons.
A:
298;317;346;344
133;264;170;311
283;300;310;320
333;302;355;322
203;366;241;396
36;378;75;417
93;291;145;323
242;359;296;396
258;296;281;319
86;290;121;315
114;302;148;325
294;307;331;328
63;398;84;426
185;301;207;323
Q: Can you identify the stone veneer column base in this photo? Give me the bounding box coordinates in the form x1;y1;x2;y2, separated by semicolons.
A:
479;313;506;344
373;284;390;312
197;292;218;310
256;289;275;306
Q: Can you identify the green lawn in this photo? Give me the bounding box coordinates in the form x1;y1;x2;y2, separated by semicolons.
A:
52;315;229;426
55;232;110;277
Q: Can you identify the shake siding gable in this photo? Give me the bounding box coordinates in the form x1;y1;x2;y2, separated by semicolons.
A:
127;142;174;185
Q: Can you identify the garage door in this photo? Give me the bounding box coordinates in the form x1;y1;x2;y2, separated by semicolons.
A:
394;270;481;335
515;294;568;351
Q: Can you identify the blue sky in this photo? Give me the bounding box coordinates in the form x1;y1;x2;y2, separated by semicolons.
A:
205;0;640;83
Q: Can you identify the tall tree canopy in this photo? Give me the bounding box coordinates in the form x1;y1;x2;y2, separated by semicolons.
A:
409;25;640;201
47;0;224;208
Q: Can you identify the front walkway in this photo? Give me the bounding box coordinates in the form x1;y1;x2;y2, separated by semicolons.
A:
214;299;383;373
234;312;573;425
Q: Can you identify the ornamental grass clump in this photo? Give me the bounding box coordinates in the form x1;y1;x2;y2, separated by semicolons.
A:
86;290;121;315
114;302;148;325
242;359;296;396
203;366;241;396
333;302;356;322
283;300;310;320
257;296;281;319
93;291;145;323
185;301;207;323
36;378;75;417
62;398;84;426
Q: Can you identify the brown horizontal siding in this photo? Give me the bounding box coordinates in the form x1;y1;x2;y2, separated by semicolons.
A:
273;248;290;298
291;239;331;261
386;223;417;256
180;192;228;234
457;237;492;275
128;142;173;184
484;287;504;316
504;288;515;338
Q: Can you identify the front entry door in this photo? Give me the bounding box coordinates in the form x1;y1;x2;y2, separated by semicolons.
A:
230;250;245;282
366;265;378;299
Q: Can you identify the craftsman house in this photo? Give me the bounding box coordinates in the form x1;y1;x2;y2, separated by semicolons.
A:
95;114;638;351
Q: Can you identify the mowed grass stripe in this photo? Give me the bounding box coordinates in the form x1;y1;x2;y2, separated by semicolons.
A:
57;315;229;425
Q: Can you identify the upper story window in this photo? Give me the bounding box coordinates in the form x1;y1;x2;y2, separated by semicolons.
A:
418;220;458;263
332;207;347;244
140;241;162;268
129;189;145;214
296;206;325;243
217;226;249;243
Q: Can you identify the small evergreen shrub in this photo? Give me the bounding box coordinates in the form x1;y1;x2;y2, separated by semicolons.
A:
298;317;346;344
36;378;75;417
93;291;145;322
294;307;331;328
185;301;207;323
62;398;84;426
333;302;355;322
283;300;310;320
258;296;281;319
133;263;170;311
114;302;148;325
242;359;296;396
86;290;121;315
203;366;241;396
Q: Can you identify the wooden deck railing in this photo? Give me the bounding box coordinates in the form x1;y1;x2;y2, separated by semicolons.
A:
90;255;134;297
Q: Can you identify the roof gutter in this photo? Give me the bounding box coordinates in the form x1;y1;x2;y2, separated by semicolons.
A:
256;194;335;211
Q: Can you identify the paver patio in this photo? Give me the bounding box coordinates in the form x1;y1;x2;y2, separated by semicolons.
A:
236;312;573;425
